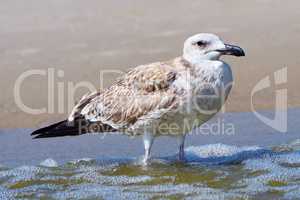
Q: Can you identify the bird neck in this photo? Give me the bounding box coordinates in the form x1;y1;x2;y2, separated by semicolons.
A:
181;55;220;69
182;54;220;66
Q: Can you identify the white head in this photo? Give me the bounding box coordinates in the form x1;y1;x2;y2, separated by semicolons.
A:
183;33;245;64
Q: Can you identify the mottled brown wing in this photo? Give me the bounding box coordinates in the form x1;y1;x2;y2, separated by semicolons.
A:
68;91;101;122
79;62;178;129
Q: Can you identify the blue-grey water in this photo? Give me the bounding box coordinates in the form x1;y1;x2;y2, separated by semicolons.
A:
0;109;300;199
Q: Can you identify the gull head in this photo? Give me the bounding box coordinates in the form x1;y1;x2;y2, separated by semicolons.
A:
183;33;245;64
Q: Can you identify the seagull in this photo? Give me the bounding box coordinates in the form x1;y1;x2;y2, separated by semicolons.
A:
31;33;245;164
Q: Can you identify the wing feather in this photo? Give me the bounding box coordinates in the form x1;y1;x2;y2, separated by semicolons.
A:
72;61;179;130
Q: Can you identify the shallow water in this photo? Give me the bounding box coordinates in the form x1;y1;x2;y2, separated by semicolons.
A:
1;109;300;199
1;143;300;200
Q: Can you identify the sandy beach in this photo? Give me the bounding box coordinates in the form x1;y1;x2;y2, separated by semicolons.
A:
0;0;299;128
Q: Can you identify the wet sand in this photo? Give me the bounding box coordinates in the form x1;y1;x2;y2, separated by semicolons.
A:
0;0;299;128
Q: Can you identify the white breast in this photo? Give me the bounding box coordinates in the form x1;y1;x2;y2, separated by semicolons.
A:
157;60;233;135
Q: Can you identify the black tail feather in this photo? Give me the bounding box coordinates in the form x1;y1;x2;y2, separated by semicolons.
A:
31;117;115;139
31;120;67;136
31;120;83;139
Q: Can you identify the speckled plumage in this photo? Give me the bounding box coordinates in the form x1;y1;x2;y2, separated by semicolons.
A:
68;57;233;136
32;33;244;164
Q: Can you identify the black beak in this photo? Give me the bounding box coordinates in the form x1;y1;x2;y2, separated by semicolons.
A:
217;44;245;57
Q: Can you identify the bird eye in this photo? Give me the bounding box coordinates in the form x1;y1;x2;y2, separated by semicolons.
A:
196;40;207;47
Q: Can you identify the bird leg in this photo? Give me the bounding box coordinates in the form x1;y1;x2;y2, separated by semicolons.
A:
143;132;154;164
177;135;186;162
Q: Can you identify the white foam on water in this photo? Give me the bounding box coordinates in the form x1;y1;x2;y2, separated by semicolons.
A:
0;186;14;200
0;166;46;184
275;152;300;166
68;157;135;169
284;187;300;200
73;167;153;186
1;143;300;199
11;184;64;199
186;144;262;158
288;139;300;151
130;184;245;200
101;175;152;186
239;151;300;197
40;158;58;168
185;143;268;165
68;158;94;165
53;184;151;200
